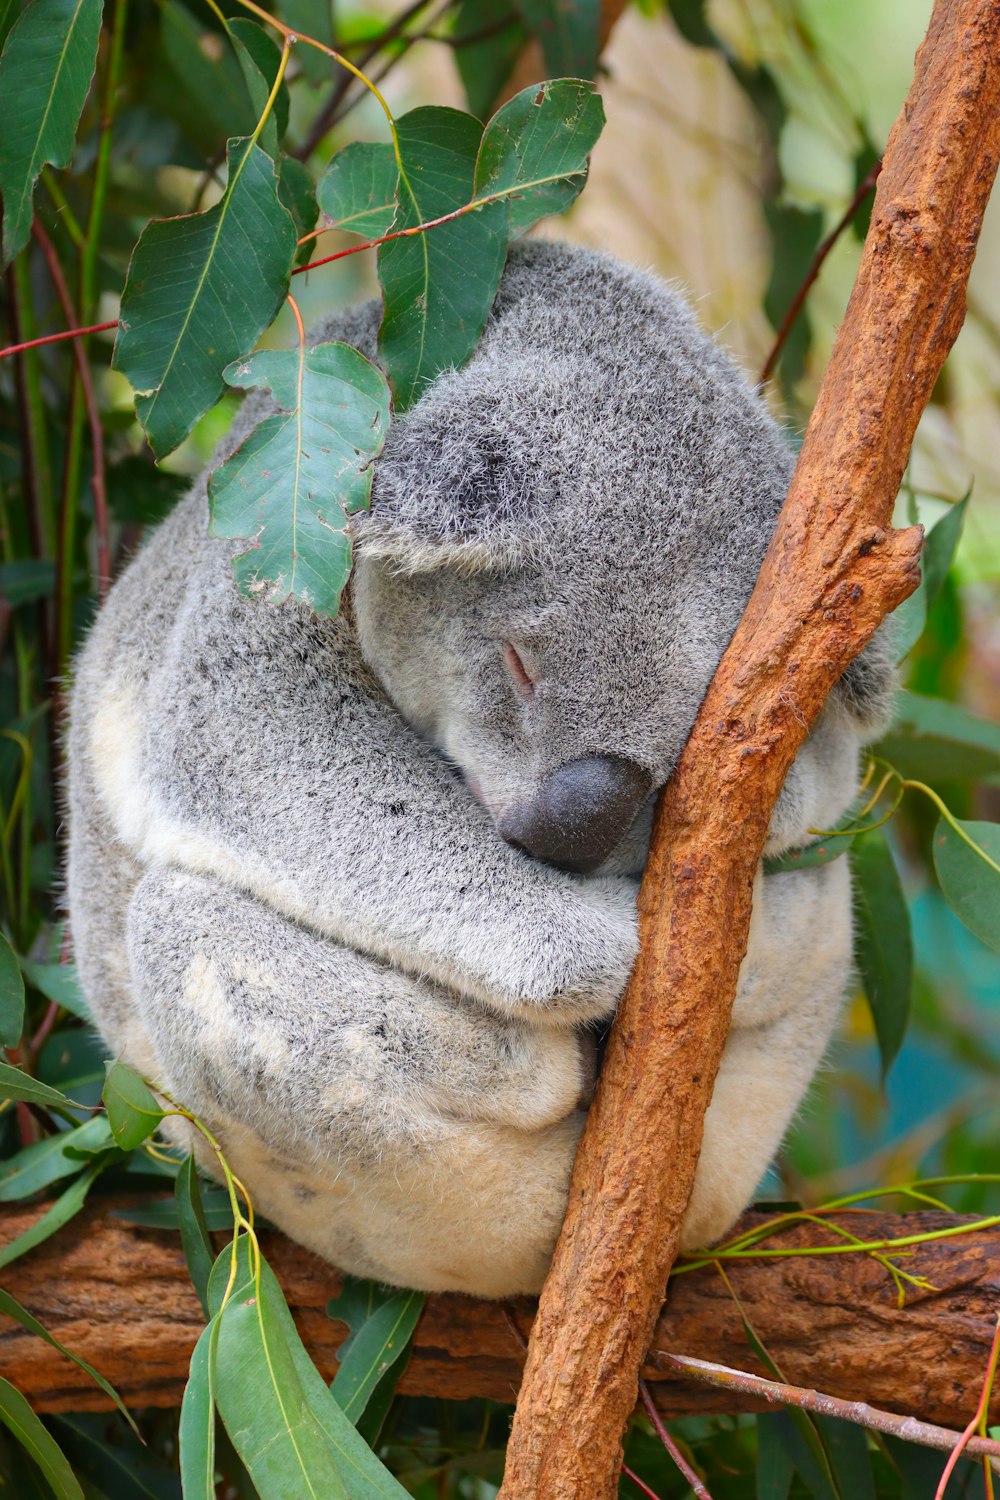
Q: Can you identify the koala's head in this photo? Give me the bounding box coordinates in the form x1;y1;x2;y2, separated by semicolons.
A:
350;241;798;874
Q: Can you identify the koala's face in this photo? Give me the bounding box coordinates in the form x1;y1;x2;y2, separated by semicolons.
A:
352;242;795;874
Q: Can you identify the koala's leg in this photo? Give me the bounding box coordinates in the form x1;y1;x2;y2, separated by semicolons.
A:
126;867;586;1297
679;860;851;1251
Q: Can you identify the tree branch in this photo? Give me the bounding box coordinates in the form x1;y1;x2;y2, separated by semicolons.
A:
0;1202;998;1433
497;3;1000;1495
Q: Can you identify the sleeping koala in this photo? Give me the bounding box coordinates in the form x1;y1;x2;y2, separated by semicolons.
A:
66;241;889;1297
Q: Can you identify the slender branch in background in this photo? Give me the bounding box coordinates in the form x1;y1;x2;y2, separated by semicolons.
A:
620;1464;665;1500
651;1351;1000;1475
758;157;882;386
933;1315;1000;1498
5;263;55;559
637;1377;714;1500
0;321;118;360
293;0;438;160
32;224;110;603
321;0;457;134
80;0;128;322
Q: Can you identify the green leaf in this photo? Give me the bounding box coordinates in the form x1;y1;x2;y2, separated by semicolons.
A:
0;1376;84;1499
850;831;912;1081
51;1413;183;1500
452;0;527;120
0;1164;100;1271
763;831;854;875
18;957;90;1021
179;1318;221;1500
0;0;103;265
113;137;297;459
0;559;56;607
230;18;289;156
513;0;599;76
112;1188;235;1228
317;141;398;239
932;816;1000;954
0;931;25;1047
0;1113;113;1200
278;154;319;250
209;1243;410;1498
474;78;605;239
378;107;507;411
0;1287;137;1432
277;0;332;84
756;1411;794;1500
102;1059;165;1150
0;1059;76;1109
891;498;968;662
160;1;255;148
763;201;824;392
330;1283;423;1425
176;1155;216;1316
816;1417;875;1500
922;493;968;608
209;339;391;617
875;690;1000;783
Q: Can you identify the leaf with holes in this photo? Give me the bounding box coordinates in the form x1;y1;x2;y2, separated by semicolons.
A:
474;78;605;238
209;340;390;616
318;141;398;239
932;817;1000;953
378;106;507;411
0;0;103;265
113;137;296;459
850;831;912;1081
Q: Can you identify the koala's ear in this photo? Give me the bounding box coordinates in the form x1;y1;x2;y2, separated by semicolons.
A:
351;376;538;576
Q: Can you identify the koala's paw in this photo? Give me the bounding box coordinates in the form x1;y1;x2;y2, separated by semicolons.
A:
500;876;640;1028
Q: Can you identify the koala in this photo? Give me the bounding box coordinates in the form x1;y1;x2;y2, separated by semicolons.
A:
66;241;890;1298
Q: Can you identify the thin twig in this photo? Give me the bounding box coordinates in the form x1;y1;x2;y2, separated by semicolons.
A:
650;1351;1000;1474
321;0;456;134
638;1377;714;1500
32;224;111;602
0;321;118;361
620;1463;665;1500
758;158;882;385
934;1314;1000;1498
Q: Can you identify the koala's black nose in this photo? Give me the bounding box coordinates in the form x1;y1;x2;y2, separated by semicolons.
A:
498;755;652;874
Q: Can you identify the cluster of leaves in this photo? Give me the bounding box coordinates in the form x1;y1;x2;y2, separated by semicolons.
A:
0;0;998;1496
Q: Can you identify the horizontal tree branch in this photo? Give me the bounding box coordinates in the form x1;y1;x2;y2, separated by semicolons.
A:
0;1200;997;1432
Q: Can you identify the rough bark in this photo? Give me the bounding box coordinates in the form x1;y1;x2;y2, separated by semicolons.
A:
498;2;1000;1496
0;1200;998;1429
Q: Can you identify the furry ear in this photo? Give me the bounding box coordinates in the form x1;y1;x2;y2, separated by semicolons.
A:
352;367;542;576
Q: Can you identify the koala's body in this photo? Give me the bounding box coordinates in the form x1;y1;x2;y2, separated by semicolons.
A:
67;242;887;1297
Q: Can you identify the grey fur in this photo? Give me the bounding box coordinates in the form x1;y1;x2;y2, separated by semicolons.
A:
66;241;890;1296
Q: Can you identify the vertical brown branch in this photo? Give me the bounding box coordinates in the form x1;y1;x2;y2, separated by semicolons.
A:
498;3;1000;1496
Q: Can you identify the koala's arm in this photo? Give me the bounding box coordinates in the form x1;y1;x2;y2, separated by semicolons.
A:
89;560;637;1029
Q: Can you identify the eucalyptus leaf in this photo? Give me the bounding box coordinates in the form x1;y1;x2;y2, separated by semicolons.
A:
112;1193;235;1228
876;691;1000;783
176;1154;216;1316
0;1164;100;1271
0;931;24;1047
278;153;319;249
0;559;56;607
850;831;912;1081
179;1317;221;1500
452;0;527;120
18;957;90;1020
318;141;398;238
210;340;391;616
0;1376;84;1499
378;106;506;411
102;1059;165;1150
0;0;103;265
762;831;854;875
0;1287;137;1431
160;0;255;148
756;1411;794;1500
277;0;333;83
921;493;968;607
932;817;1000;953
513;0;599;77
0;1113;113;1200
230;18;289;156
113;137;296;458
474;78;605;238
330;1282;423;1425
0;1060;76;1109
51;1413;182;1500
